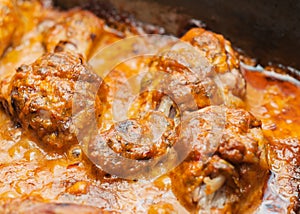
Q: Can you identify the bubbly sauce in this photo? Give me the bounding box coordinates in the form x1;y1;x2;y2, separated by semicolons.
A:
0;1;299;213
244;69;300;213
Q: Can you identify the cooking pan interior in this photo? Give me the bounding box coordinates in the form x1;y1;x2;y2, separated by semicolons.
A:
54;0;300;71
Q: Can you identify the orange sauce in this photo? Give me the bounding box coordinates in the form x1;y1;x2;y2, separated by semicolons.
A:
244;68;300;213
0;1;299;213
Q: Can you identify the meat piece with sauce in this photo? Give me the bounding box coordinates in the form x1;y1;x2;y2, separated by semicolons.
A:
3;52;102;149
43;9;104;58
0;2;298;213
0;0;18;57
88;95;179;178
170;106;269;213
147;28;246;112
181;28;246;101
0;9;104;149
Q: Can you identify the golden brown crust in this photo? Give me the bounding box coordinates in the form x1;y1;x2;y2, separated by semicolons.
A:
181;28;246;101
0;2;298;212
170;106;268;212
181;28;239;74
0;0;18;57
8;52;102;148
43;9;104;58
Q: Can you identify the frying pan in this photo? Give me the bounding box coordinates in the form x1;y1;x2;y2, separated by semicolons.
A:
2;1;298;212
54;0;300;71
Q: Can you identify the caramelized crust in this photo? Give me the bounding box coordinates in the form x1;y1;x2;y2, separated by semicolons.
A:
43;9;104;58
8;52;102;148
0;0;18;56
181;28;246;102
0;2;298;213
170;106;268;212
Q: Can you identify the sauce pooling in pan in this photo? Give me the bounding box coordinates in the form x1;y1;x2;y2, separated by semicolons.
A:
0;1;299;213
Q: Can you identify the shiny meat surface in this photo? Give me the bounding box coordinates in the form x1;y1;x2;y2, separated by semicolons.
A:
5;52;102;148
0;1;298;214
0;0;18;57
43;9;104;58
90;111;176;161
181;28;239;75
170;106;269;212
147;28;246;113
148;46;223;111
181;28;246;106
88;94;179;178
0;0;56;96
0;5;104;149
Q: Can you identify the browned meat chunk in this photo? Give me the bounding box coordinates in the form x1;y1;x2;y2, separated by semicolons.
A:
181;28;246;100
90;112;175;157
170;106;269;213
0;9;104;149
88;94;179;178
43;9;104;58
4;52;101;149
0;0;18;57
147;28;246;111
97;111;176;161
147;42;222;112
181;28;239;75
